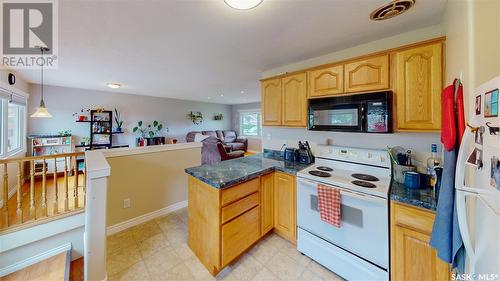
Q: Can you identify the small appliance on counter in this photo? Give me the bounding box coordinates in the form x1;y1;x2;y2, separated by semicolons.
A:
298;141;314;164
284;147;299;162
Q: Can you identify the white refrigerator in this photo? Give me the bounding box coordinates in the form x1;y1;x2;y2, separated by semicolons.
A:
455;76;500;277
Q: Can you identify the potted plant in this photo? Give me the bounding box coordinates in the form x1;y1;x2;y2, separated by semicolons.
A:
81;136;90;146
145;120;167;146
114;108;124;133
187;111;203;125
214;113;223;120
133;121;147;146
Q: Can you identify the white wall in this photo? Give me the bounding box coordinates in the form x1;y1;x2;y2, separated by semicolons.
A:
0;68;30;93
261;25;444;164
0;70;30;206
28;85;232;146
231;102;262;152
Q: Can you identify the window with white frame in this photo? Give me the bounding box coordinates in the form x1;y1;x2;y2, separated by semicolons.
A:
239;110;261;137
0;87;27;158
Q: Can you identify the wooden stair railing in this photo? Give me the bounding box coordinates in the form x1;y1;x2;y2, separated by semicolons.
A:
0;152;86;231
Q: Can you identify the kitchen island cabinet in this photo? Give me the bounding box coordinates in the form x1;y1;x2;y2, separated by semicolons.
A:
185;153;307;276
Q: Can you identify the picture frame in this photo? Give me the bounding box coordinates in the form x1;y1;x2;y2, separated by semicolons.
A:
484;88;499;117
475;95;481;115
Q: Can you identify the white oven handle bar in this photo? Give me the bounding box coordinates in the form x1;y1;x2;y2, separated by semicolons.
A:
297;177;386;204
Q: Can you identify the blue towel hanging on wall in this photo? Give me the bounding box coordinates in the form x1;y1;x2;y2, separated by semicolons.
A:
430;79;465;273
430;149;465;272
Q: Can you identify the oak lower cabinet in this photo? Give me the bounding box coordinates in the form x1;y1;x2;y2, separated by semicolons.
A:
307;64;344;98
390;202;451;281
344;54;389;93
188;171;297;276
394;42;443;131
261;78;282;126
261;173;274;235
188;176;261;275
273;171;297;243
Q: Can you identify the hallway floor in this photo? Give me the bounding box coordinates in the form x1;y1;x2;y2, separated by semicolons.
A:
106;207;344;281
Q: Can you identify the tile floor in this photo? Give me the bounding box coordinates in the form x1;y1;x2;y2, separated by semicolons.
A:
107;207;344;281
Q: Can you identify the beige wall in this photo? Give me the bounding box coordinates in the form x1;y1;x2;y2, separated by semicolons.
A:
106;147;201;226
443;0;500;119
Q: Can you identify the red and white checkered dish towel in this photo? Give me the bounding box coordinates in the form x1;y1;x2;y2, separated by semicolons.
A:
317;184;341;227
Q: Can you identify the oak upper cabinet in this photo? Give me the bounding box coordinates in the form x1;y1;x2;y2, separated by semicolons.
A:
307;64;344;98
261;78;282;126
261;173;274;236
273;172;296;243
344;54;389;93
394;42;443;131
391;202;451;281
282;72;308;127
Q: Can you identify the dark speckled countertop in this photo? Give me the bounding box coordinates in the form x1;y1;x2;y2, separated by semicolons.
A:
390;181;437;212
185;151;311;189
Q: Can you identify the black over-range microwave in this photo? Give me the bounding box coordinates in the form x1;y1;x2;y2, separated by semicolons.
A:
308;91;392;133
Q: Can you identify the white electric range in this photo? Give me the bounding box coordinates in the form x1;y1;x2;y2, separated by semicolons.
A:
296;145;391;281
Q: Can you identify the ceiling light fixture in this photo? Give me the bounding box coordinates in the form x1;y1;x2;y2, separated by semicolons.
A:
31;46;52;118
224;0;263;10
241;90;245;94
107;83;121;89
220;94;224;97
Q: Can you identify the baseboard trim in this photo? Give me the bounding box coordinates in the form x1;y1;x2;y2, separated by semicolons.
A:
0;243;72;277
106;200;188;235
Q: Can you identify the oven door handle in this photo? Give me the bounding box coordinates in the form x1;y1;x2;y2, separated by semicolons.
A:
297;177;386;203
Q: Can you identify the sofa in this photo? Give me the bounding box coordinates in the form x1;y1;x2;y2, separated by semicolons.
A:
199;137;244;165
186;130;248;152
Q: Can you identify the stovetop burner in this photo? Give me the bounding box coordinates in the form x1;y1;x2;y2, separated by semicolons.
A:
351;173;379;182
309;170;332;177
351;180;376;188
317;166;333;172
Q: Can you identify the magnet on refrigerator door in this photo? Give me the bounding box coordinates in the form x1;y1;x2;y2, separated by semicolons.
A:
490;156;500;190
475;95;482;115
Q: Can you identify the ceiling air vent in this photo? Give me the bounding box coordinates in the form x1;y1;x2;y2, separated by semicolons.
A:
370;0;416;21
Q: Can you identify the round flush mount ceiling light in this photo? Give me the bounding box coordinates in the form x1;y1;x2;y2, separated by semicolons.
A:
224;0;263;10
107;83;121;89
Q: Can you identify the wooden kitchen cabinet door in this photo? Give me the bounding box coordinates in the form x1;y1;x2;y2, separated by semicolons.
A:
344;54;389;93
261;78;282;126
395;42;443;131
308;64;344;98
282;73;307;127
391;202;451;281
221;206;260;267
261;173;274;236
273;172;296;243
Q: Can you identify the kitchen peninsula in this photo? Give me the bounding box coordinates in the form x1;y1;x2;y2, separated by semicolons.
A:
184;152;310;276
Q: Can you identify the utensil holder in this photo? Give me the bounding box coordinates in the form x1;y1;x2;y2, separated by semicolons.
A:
393;164;417;184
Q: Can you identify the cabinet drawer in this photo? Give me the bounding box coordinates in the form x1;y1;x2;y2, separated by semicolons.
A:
221;206;260;266
221;178;260;206
392;202;434;234
221;192;259;224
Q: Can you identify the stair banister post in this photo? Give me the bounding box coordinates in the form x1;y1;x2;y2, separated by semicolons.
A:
84;150;110;281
